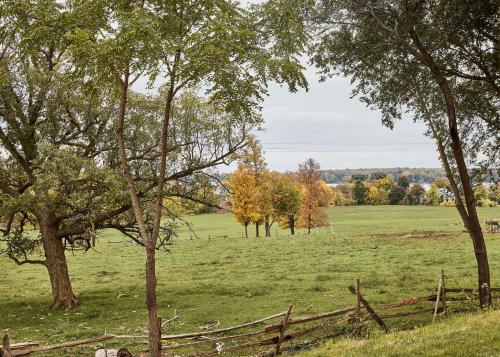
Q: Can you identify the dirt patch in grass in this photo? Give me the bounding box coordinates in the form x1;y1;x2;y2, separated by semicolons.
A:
97;271;119;281
373;231;456;239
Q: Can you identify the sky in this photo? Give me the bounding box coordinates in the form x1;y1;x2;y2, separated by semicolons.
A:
254;67;441;172
134;67;442;173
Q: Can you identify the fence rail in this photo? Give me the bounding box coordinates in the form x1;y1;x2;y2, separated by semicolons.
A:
2;272;498;357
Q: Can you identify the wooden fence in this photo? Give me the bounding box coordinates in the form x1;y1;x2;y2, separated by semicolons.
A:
2;272;499;357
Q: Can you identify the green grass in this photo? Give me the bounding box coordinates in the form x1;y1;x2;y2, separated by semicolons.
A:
297;309;500;357
1;206;499;356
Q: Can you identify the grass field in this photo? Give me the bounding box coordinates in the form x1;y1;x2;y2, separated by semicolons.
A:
1;206;499;356
298;309;500;357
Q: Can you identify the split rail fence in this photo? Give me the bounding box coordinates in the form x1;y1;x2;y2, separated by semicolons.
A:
2;271;499;357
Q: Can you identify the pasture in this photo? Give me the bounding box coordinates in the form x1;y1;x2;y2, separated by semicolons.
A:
1;206;499;355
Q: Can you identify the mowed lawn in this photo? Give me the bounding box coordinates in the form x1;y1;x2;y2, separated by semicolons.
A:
1;206;499;355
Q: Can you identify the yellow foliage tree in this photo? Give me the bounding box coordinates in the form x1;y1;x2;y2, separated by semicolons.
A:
229;164;261;238
318;180;334;207
367;186;380;204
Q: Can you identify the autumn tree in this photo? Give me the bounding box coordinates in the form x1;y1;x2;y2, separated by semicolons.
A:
318;180;334;207
271;173;302;235
308;0;498;306
239;136;272;237
230;164;261;238
367;186;380;205
426;184;442;206
297;159;329;234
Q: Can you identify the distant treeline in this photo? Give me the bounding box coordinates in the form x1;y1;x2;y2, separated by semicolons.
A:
321;167;446;184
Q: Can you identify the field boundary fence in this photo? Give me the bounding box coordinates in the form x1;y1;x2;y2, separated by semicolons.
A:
2;271;499;357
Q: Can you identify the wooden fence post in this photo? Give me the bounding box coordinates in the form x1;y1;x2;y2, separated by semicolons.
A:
347;285;388;332
440;270;447;316
2;331;12;357
354;279;361;323
432;273;443;323
274;305;293;355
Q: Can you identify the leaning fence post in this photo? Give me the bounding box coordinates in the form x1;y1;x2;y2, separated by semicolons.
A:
440;270;447;315
274;305;293;355
2;330;12;357
354;279;361;323
433;273;443;323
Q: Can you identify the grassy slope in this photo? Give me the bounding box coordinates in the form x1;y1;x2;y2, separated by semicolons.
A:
298;310;500;357
0;206;499;355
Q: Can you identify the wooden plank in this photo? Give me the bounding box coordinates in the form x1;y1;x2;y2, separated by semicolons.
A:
348;286;388;332
11;335;114;356
445;287;500;293
163;326;280;350
354;279;361;323
187;336;278;357
287;307;355;325
380;308;436;319
274;305;292;355
112;311;287;341
284;316;349;340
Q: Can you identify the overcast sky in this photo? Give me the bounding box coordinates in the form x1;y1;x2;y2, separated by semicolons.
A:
253;66;442;172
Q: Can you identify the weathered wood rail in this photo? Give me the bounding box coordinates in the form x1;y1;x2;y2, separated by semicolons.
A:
2;273;498;357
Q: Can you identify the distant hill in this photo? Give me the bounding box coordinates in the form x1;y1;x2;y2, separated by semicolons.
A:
320;167;446;184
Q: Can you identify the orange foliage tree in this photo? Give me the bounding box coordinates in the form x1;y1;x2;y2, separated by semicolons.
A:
297;159;329;234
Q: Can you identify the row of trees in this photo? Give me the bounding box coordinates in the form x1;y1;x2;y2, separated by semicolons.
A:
333;175;499;207
229;139;331;237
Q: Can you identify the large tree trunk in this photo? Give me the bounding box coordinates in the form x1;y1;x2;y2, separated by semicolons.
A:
255;222;260;237
40;224;79;310
145;245;161;356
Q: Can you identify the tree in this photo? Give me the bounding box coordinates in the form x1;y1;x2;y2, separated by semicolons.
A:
388;186;406;205
297;159;329;233
318;180;334;207
367;186;380;205
474;185;488;205
408;184;425;205
426;184;442;206
332;184;352;206
0;0;133;309
398;176;410;189
308;0;498;306
352;180;368;205
230;164;261;238
271;173;302;235
239;136;272;237
71;0;308;353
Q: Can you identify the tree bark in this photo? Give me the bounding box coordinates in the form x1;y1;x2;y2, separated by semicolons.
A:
145;244;160;355
40;223;80;310
289;215;295;235
264;215;271;237
244;222;248;238
255;222;260;238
